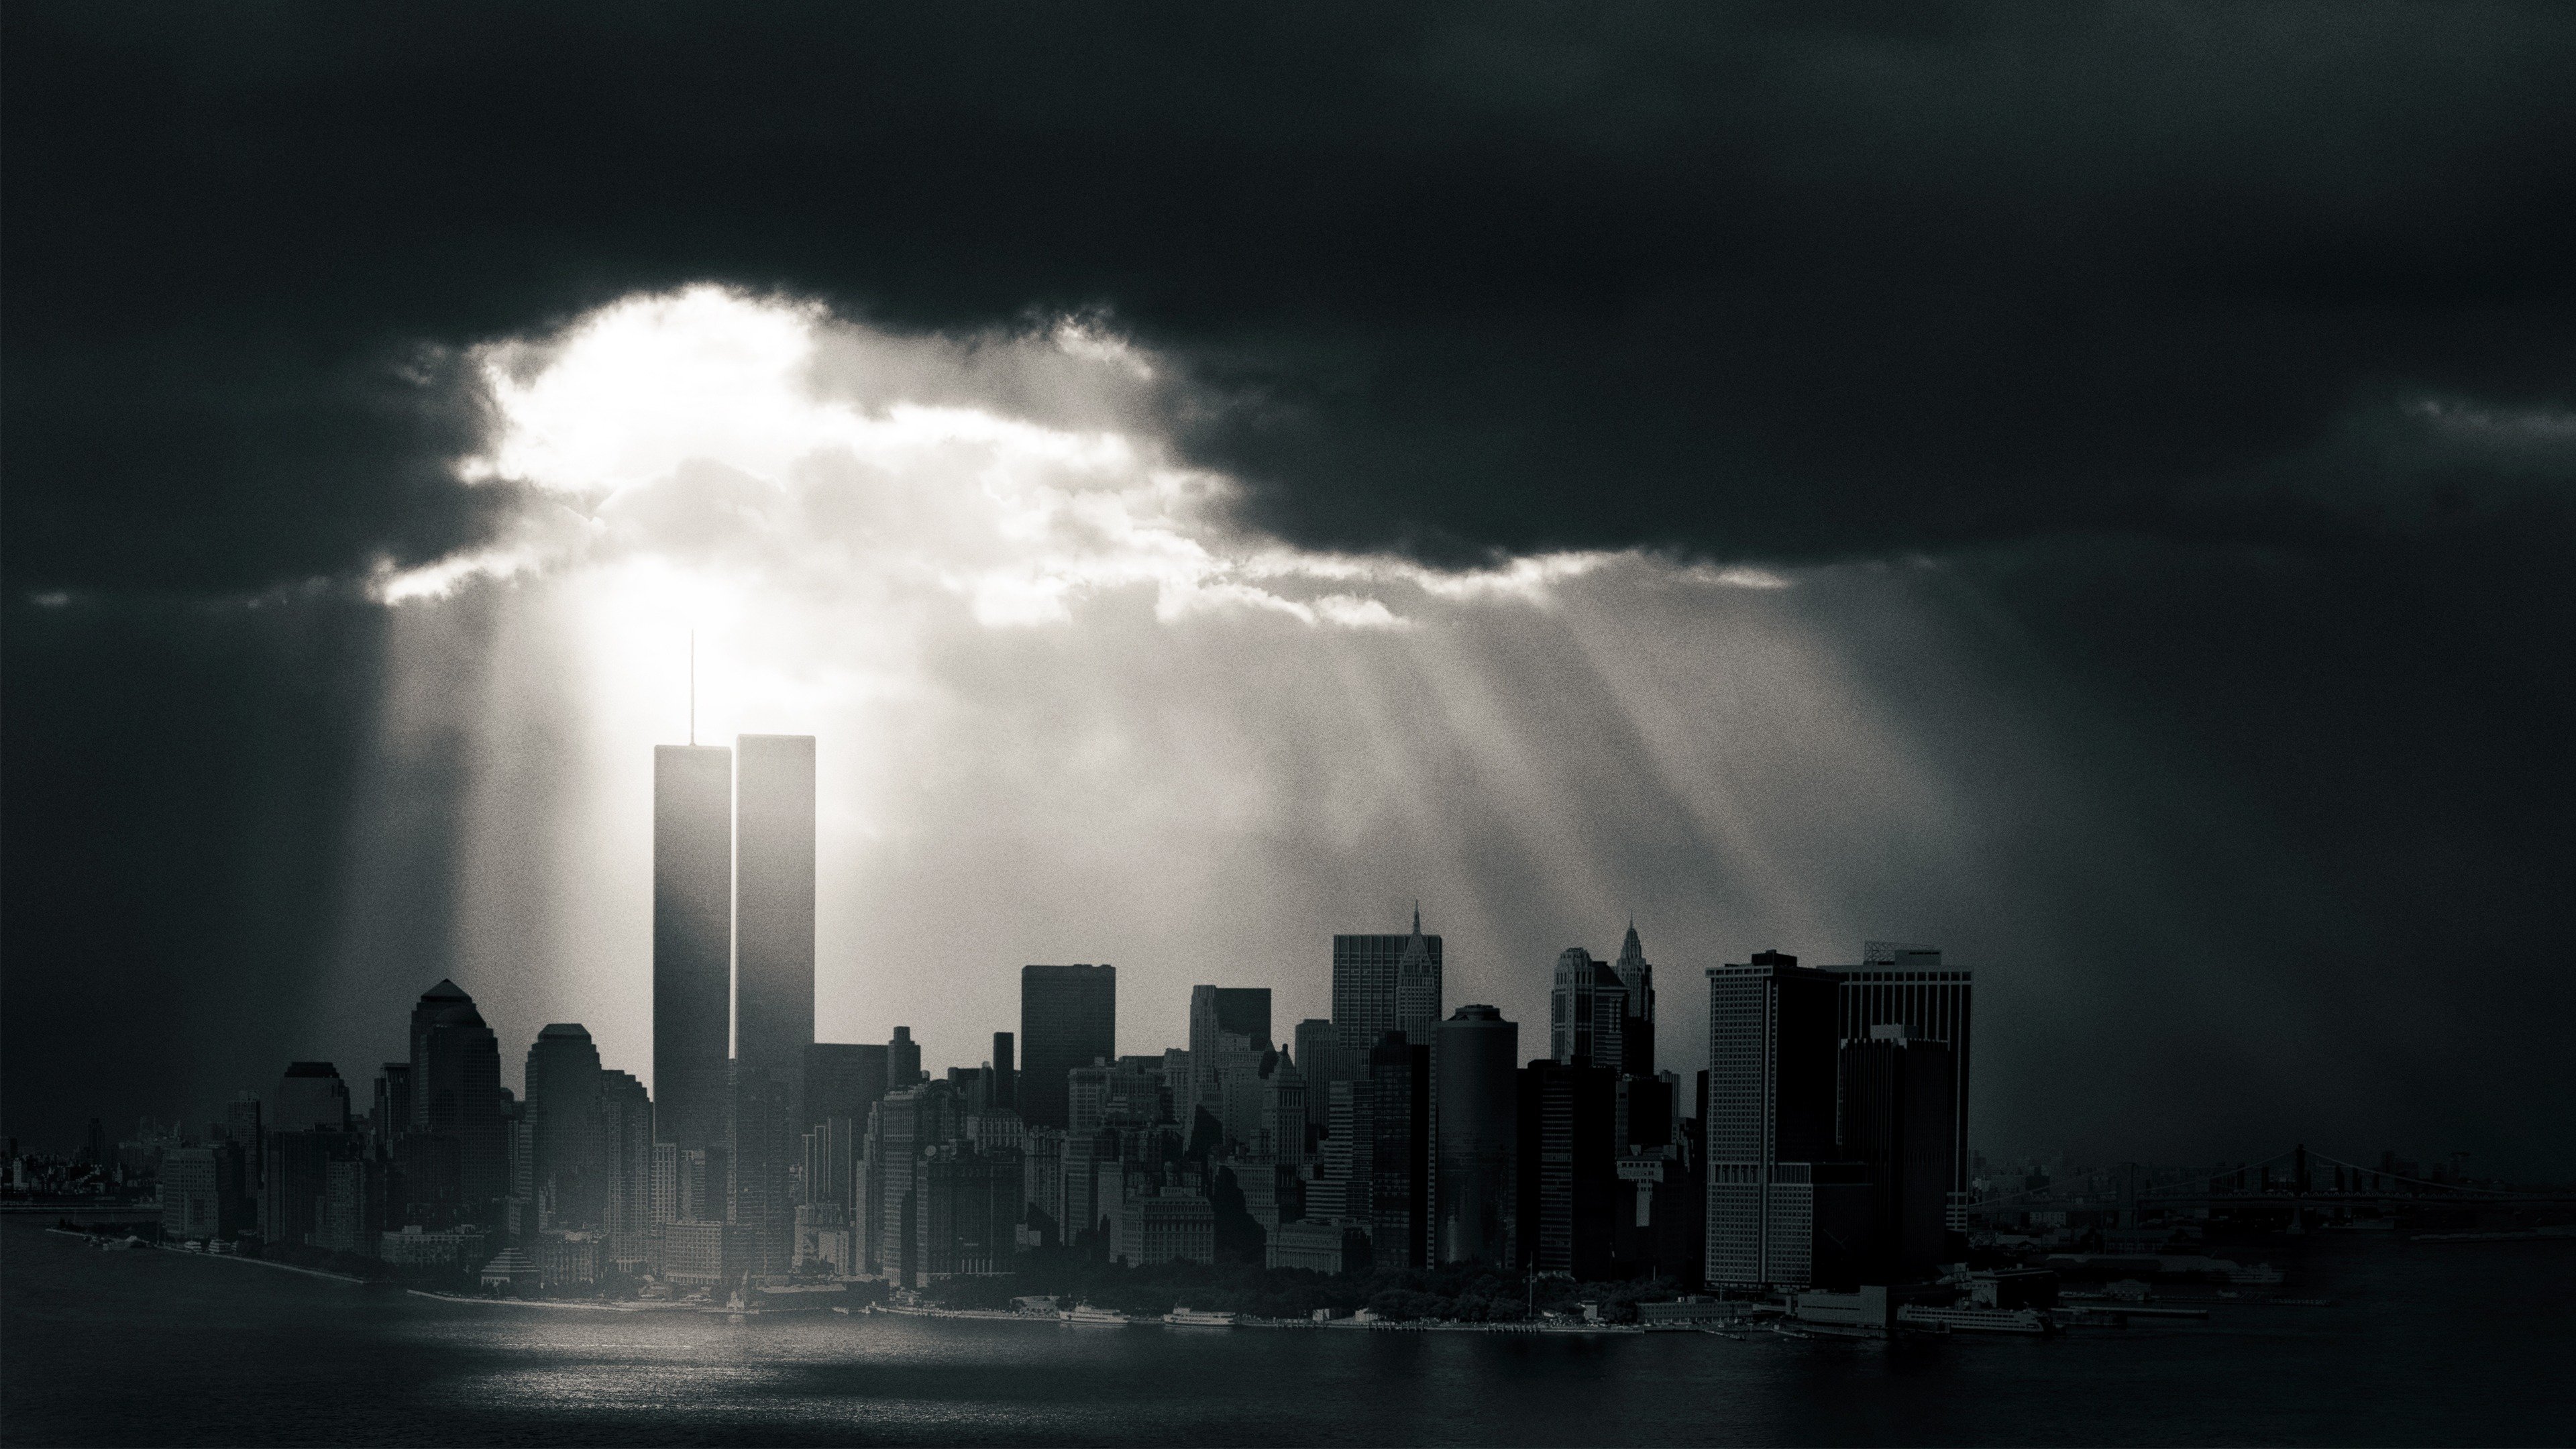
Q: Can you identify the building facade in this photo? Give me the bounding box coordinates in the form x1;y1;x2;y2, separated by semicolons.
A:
1018;965;1116;1132
652;744;733;1152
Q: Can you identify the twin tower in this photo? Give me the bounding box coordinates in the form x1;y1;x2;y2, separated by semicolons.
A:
652;736;816;1151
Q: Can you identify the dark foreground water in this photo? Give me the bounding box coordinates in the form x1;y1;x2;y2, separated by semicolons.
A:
3;1219;2568;1446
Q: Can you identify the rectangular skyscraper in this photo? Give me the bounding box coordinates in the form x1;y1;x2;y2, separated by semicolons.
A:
1703;951;1864;1290
1020;965;1116;1131
1331;908;1442;1047
1832;943;1973;1230
653;744;733;1150
734;735;816;1087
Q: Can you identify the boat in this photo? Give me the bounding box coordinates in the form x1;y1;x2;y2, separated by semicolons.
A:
1896;1305;2053;1336
1059;1303;1130;1325
1163;1307;1240;1327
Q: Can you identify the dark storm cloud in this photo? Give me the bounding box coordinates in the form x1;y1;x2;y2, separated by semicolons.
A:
7;0;2572;585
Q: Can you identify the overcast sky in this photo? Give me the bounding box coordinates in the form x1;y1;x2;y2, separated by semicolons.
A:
5;2;2571;1176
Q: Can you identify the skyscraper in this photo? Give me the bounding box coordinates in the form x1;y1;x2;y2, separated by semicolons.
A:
524;1024;603;1228
731;1065;796;1276
991;1032;1016;1111
272;1062;350;1132
1611;921;1656;1078
1186;985;1272;1141
1548;948;1627;1070
1020;965;1116;1132
1831;943;1973;1230
653;743;732;1151
888;1026;922;1092
407;979;471;1127
1435;1004;1519;1267
1332;908;1444;1048
802;1042;890;1133
1517;1056;1617;1279
1837;1026;1955;1283
1366;1030;1431;1272
735;735;816;1090
1703;950;1864;1290
597;1070;654;1273
418;991;506;1217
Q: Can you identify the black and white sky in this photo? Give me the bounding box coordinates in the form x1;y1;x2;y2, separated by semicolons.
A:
5;2;2571;1175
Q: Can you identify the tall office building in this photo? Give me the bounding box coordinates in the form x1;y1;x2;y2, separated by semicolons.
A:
1366;1030;1431;1272
408;981;471;1128
272;1062;351;1132
1703;951;1864;1290
1291;1020;1342;1138
802;1042;890;1133
1186;985;1272;1141
653;744;733;1150
735;735;816;1091
1837;1026;1955;1283
1435;1005;1519;1266
369;1067;408;1150
1517;1057;1617;1279
1332;909;1444;1048
732;1066;796;1276
1548;948;1627;1070
418;992;506;1216
524;1024;604;1228
888;1026;922;1092
1831;943;1973;1229
1611;922;1656;1078
1020;965;1116;1131
598;1069;655;1272
991;1032;1016;1111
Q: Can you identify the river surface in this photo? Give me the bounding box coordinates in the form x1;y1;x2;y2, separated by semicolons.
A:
3;1218;2567;1446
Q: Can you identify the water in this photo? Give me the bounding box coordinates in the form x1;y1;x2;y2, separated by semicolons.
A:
4;1218;2567;1446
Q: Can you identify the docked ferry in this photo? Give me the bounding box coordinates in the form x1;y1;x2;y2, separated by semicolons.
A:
1059;1303;1131;1325
1163;1307;1241;1327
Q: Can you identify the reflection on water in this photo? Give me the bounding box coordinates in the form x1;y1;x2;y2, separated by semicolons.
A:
3;1220;2566;1446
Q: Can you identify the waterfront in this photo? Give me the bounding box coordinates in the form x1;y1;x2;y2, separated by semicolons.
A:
3;1219;2567;1446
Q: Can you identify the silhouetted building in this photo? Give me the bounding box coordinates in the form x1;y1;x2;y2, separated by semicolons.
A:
525;1024;603;1229
419;991;506;1217
991;1032;1016;1111
598;1069;654;1273
1517;1058;1617;1279
1611;922;1656;1078
1332;908;1444;1050
265;1127;364;1249
1705;951;1866;1289
653;743;733;1150
1291;1019;1343;1138
1436;1004;1519;1267
274;1061;351;1132
408;980;471;1128
888;1026;922;1091
1187;985;1273;1140
1020;964;1116;1131
1837;1026;1955;1283
912;1144;1020;1285
223;1093;264;1225
1549;948;1627;1070
802;1042;890;1134
861;1081;961;1280
653;1220;748;1287
732;1066;796;1277
1831;943;1974;1230
369;1067;407;1150
735;735;816;1102
162;1144;244;1242
1367;1030;1432;1271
